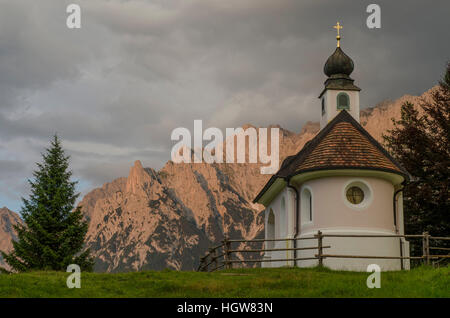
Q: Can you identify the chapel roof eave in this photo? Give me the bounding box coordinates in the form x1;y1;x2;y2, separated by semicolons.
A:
318;81;361;99
253;166;407;205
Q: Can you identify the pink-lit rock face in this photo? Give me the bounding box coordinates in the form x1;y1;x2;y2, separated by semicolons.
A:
78;123;317;271
0;207;22;270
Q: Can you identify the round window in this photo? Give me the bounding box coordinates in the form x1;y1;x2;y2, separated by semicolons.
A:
346;186;364;204
343;180;372;209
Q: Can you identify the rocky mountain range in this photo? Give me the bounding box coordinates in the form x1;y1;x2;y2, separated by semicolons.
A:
0;89;430;272
0;207;23;270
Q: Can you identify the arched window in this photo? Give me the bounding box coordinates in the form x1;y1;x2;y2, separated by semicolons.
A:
280;197;286;238
267;209;275;249
301;188;313;224
321;98;326;115
337;92;350;110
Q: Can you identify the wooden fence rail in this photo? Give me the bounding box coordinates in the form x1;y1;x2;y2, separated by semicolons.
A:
197;231;450;272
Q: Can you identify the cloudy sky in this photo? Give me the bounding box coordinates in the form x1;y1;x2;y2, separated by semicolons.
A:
0;0;448;212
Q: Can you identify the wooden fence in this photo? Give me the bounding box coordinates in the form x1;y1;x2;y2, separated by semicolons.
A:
197;231;450;272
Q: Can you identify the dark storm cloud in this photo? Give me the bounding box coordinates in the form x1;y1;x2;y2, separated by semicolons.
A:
0;0;448;209
0;160;25;177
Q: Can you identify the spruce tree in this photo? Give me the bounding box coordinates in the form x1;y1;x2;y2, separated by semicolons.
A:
384;63;450;255
1;135;94;272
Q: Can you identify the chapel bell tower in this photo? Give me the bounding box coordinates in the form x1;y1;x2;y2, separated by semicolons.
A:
319;22;361;130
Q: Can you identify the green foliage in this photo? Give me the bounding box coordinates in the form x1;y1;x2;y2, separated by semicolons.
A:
0;266;448;298
0;135;94;272
383;63;450;254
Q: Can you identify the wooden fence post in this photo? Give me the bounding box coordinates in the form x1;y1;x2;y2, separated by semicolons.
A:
223;236;232;270
290;238;294;267
422;231;427;265
210;248;218;271
198;256;205;272
208;252;212;272
425;232;430;265
203;253;208;272
399;238;404;270
317;230;323;267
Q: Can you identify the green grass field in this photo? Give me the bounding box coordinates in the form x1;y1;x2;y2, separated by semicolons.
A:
0;266;448;298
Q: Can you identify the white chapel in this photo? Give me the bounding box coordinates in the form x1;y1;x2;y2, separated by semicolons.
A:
253;23;411;271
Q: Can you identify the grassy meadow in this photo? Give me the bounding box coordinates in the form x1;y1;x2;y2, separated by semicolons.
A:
0;266;448;298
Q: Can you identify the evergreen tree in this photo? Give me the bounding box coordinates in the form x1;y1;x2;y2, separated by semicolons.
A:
1;135;94;272
384;63;450;255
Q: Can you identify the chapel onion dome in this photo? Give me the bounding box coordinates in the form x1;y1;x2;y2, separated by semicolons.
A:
323;47;354;77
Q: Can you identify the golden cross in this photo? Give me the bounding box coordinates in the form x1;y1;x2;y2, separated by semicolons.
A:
333;22;343;47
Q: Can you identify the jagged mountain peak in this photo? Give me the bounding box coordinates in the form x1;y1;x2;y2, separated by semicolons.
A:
125;160;160;196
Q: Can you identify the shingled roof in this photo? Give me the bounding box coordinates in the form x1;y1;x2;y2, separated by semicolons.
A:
253;110;409;203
